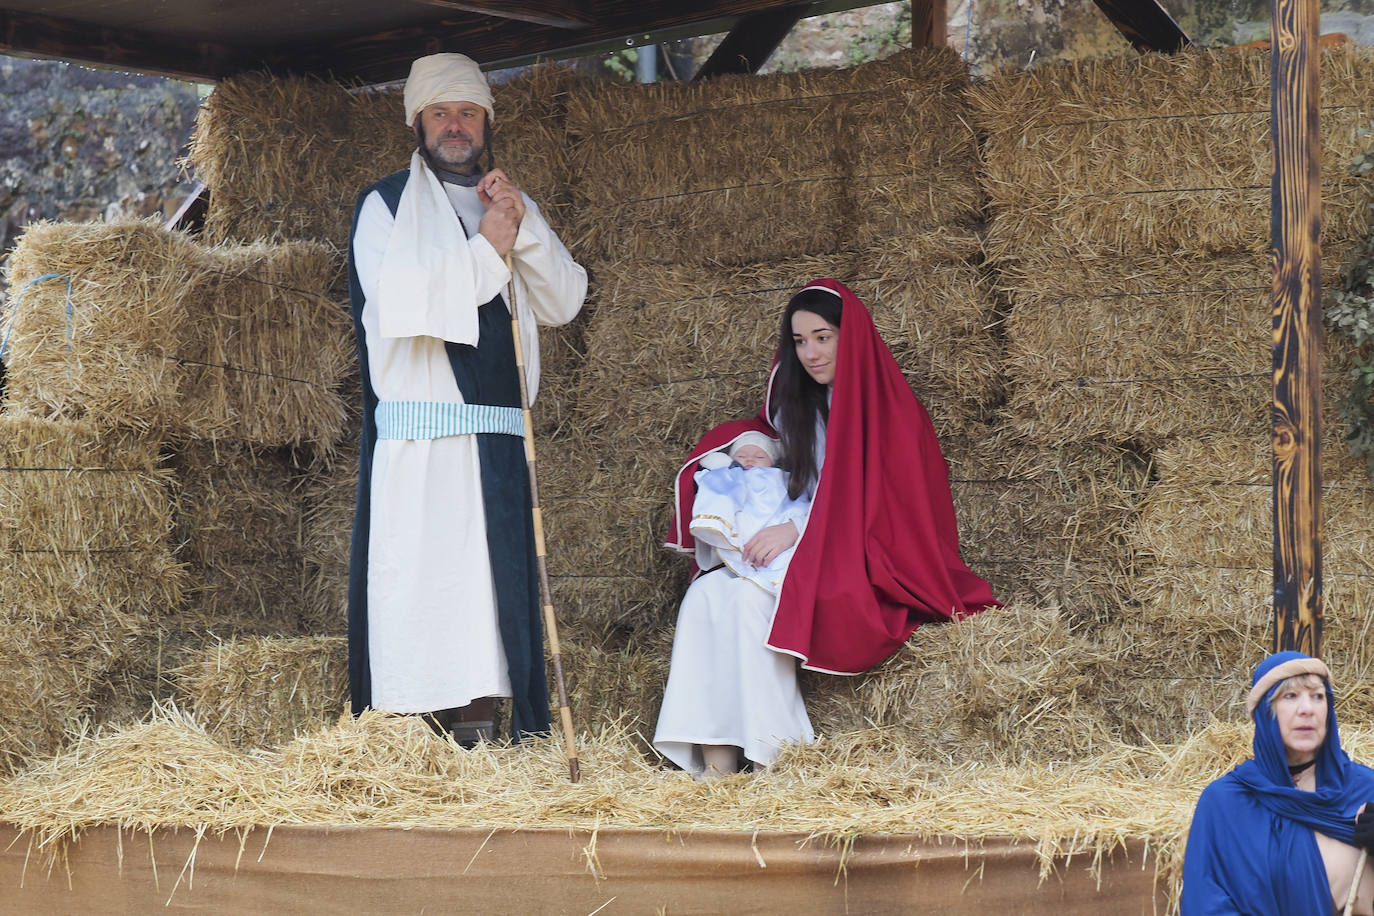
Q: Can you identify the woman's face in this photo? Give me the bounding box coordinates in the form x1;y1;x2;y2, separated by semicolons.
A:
791;309;839;386
1273;678;1328;766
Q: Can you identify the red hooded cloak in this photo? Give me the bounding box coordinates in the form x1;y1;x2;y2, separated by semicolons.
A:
665;278;998;674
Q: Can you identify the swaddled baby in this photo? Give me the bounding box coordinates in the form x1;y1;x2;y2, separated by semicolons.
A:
689;431;810;595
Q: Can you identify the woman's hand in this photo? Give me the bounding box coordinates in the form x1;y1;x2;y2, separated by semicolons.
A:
742;521;799;569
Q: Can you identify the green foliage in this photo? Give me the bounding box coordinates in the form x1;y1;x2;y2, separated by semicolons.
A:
1325;124;1374;478
843;6;912;67
1185;0;1269;47
602;48;639;82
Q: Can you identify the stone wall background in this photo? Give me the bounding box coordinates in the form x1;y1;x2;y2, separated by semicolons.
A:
0;57;203;258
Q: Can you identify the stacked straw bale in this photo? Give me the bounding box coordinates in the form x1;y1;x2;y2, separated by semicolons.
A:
571;253;855;449
571;245;996;454
567;73;846;268
4;220;353;448
995;251;1359;446
531;309;593;438
2;219;201;433
300;442;357;635
169;442;316;640
172;636;347;748
969;47;1374;263
188;66;585;252
553;623;675;752
483;66;588;238
805;601;1118;763
538;432;687;632
943;431;1149;620
567;48;979;268
971;46;1374;446
0;412;184;772
1111;434;1374;739
188;74;401;250
177;239;352;449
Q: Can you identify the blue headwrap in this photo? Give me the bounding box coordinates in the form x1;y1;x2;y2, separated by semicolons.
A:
1181;652;1374;915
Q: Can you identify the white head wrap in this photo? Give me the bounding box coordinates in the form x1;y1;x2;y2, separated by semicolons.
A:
403;53;495;128
728;431;781;464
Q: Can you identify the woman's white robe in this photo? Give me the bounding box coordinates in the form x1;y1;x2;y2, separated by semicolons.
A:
654;420;826;773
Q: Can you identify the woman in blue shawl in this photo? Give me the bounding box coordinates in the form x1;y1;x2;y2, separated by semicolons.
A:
1182;651;1374;914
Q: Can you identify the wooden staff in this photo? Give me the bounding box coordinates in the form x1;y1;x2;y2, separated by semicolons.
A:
1344;848;1367;916
504;254;580;783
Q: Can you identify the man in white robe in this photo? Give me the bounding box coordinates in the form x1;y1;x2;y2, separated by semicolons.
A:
346;53;586;743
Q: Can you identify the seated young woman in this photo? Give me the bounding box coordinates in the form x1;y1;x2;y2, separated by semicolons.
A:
653;278;1000;779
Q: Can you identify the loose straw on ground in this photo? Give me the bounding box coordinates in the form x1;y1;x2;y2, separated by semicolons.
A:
506;253;580;783
7;708;1374;914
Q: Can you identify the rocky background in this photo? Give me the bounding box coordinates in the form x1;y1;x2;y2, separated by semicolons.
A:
0;56;203;256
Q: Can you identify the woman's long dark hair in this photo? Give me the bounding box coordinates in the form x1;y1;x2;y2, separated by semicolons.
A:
774;288;843;500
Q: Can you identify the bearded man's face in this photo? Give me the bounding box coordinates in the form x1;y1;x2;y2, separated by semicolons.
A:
418;100;487;173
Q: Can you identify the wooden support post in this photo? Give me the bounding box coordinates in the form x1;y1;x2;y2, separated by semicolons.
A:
1269;0;1324;655
911;0;948;48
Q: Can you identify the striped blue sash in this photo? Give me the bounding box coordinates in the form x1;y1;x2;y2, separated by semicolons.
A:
374;400;524;439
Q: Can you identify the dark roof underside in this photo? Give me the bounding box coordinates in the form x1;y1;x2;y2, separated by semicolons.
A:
0;0;899;84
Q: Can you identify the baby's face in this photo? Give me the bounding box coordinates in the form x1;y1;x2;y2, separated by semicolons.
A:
733;445;773;469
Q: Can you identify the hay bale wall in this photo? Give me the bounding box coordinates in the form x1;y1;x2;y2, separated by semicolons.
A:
945;432;1149;619
0;413;184;771
169;442;314;637
9;45;1374;785
187;66;586;252
178;240;352;449
566;49;979;267
970;47;1374;447
1;218;353;770
3;222;352;449
968;48;1374;263
955;44;1374;754
1118;436;1374;731
172;636;347;748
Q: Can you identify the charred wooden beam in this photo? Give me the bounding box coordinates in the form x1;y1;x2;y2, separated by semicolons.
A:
692;5;808;79
1091;0;1189;53
1269;0;1324;656
406;0;594;30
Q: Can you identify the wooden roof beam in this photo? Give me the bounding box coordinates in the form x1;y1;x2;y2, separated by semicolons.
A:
1091;0;1189;53
0;8;236;81
692;4;809;79
406;0;594;30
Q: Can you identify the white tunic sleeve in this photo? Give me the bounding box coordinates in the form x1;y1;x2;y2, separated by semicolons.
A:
511;196;587;328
